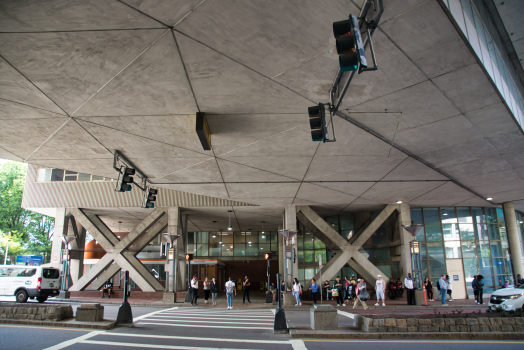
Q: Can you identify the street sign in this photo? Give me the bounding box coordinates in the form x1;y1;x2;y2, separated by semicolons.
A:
319;253;322;268
168;248;174;260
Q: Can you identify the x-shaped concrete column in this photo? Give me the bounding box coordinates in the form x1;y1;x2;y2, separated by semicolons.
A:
297;205;398;290
68;207;167;292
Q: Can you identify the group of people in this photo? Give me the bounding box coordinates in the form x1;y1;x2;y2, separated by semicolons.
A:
189;274;252;309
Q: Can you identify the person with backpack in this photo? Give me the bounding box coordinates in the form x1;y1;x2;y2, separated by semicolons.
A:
225;277;236;309
292;278;303;306
476;275;484;304
472;275;478;303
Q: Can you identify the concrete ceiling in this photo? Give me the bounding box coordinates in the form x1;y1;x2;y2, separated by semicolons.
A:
1;0;524;230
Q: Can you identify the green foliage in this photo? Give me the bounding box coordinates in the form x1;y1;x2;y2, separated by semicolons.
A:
0;161;54;264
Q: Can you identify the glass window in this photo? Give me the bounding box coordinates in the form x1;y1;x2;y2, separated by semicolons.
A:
462;241;477;258
270;231;277;246
196;244;209;256
339;214;353;231
234;244;245;256
472;207;485;224
317;250;327;265
490;240;502;257
428;259;446;278
425;224;442;241
487;225;500;240
485;208;497;224
259;232;270;244
197;232;209;244
220;233;233;244
499;225;507;241
423;208;440;224
37;168;52;182
372;226;389;245
373;249;390;262
410;208;423;225
325;216;339;232
187;232;195;254
426;242;444;260
313;236;325;249
475;224;489;240
341;230;353;240
304;250;314;263
457;207;472;223
443;223;460;240
492;257;510;275
222;243;233;256
358;249;371;260
78;173;91;181
234;231;246;243
51;169;64;181
298;250;304;265
441;207;457;223
304;235;314;249
479;258;493;275
92;175;103;181
459;224;475;240
496;208;505;225
259;243;270;254
65;170;77;175
419;241;427;260
445;241;462;258
376;265;392;279
246;243;257;256
463;258;479;276
305;268;315;281
64;175;77;181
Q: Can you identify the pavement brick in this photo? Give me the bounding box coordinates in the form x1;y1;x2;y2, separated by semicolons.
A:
418;319;431;325
502;318;515;325
515;318;524;325
489;325;501;331
490;318;502;325
387;327;398;332
373;319;385;327
440;326;449;332
428;326;439;332
368;326;377;332
513;325;524;332
384;318;396;327
466;318;478;325
459;325;469;332
455;318;466;325
397;319;407;327
470;325;480;332
501;325;514;332
407;319;419;326
479;325;490;332
444;318;455;325
398;326;408;332
432;318;445;326
408;326;417;332
449;326;459;332
418;326;429;332
376;326;387;332
478;317;489;325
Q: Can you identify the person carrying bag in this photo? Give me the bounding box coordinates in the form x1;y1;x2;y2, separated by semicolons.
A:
353;279;369;310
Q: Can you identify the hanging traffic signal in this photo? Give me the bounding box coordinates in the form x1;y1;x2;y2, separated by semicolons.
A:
308;103;329;142
185;253;193;261
264;252;272;260
142;187;158;208
116;166;135;192
333;14;367;72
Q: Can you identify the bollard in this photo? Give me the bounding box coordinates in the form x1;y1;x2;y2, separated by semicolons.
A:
116;271;133;325
274;273;288;333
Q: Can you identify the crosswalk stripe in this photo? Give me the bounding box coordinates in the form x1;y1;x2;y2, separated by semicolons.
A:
79;340;259;350
148;315;274;321
157;313;274;318
144;318;273;325
137;322;272;330
102;332;290;344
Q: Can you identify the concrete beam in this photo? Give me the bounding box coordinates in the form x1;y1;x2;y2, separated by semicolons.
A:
68;254;114;291
85;263;121;291
296;207;347;251
309;250;350;288
352;253;390;285
351;205;397;248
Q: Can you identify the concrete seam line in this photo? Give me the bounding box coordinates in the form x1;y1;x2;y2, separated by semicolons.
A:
24;117;72;161
290;339;308;350
133;306;178;321
42;330;104;350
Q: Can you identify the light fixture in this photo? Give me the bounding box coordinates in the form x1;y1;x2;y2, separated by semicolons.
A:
228;210;233;230
222;244;225;246
396;200;403;204
261;247;263;250
248;241;252;244
212;235;216;238
261;221;265;237
443;213;448;216
520;221;523;224
219;240;222;244
486;197;493;200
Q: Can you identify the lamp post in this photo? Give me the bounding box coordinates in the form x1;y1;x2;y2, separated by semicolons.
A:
163;233;181;303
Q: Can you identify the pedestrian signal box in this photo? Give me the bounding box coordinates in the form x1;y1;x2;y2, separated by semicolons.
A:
185;253;193;261
264;252;272;260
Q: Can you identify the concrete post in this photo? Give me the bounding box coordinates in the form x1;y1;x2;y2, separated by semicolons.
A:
503;202;524;278
167;207;180;292
69;225;86;284
284;206;298;286
278;225;284;278
176;214;188;291
397;203;412;279
50;208;66;267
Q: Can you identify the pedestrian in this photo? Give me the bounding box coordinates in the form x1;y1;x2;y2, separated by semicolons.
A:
210;276;218;306
439;274;448;305
323;280;331;300
424;277;433;301
388;278;396;300
472;275;478;303
476;274;484;304
333;276;345;306
344;276;350;301
309;278;319;305
396;278;404;298
101;279;113;298
269;282;276;301
353;279;369;310
242;274;251;304
347;279;355;301
516;274;523;287
203;277;210;304
374;274;386;306
292;277;302;306
503;279;510;288
225;277;236;309
191;275;199;306
281;280;286;299
446;275;453;301
404;273;415;305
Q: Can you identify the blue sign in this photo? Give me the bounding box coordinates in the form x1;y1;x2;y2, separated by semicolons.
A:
453;275;459;281
16;255;43;266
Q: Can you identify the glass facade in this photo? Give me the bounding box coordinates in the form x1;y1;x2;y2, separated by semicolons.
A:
444;0;524;130
187;231;278;260
411;207;512;293
37;168;116;182
517;211;524;261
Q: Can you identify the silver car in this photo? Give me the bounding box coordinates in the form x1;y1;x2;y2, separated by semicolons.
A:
489;285;524;311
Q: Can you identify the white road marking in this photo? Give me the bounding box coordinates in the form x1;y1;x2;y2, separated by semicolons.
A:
145;317;273;325
42;330;104;350
337;310;356;319
155;313;274;318
134;307;178;321
138;322;272;330
290;339;308;350
102;332;290;344
80;340;259;350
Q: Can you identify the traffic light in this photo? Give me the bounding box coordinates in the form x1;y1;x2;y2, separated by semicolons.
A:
308;103;329;142
185;253;193;261
142;187;157;208
264;252;272;260
333;14;367;72
116;166;135;192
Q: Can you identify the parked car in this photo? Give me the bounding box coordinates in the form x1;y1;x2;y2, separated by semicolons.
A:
0;265;60;303
489;284;524;311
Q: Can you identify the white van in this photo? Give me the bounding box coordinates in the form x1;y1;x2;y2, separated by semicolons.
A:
0;265;60;303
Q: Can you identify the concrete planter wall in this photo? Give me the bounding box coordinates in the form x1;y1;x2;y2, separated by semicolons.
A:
0;304;73;321
356;315;524;333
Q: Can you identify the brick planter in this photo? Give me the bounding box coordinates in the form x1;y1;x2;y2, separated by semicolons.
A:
356;314;524;333
0;303;73;321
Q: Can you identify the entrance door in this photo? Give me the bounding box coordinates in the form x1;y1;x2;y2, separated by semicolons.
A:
446;259;466;299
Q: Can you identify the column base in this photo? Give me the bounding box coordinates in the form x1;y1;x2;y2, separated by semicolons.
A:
163;292;177;304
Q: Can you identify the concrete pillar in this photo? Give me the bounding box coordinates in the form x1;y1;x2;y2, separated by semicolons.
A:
278;225;284;278
284;205;298;286
167;207;180;292
69;224;86;284
503;202;524;278
176;214;188;291
397;203;412;278
50;208;66;267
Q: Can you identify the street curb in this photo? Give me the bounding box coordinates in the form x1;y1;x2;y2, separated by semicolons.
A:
0;318;115;330
290;331;524;340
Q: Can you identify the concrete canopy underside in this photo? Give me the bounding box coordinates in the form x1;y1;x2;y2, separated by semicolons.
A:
2;0;524;231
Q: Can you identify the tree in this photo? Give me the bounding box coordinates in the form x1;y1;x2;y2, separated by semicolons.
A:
0;160;54;264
